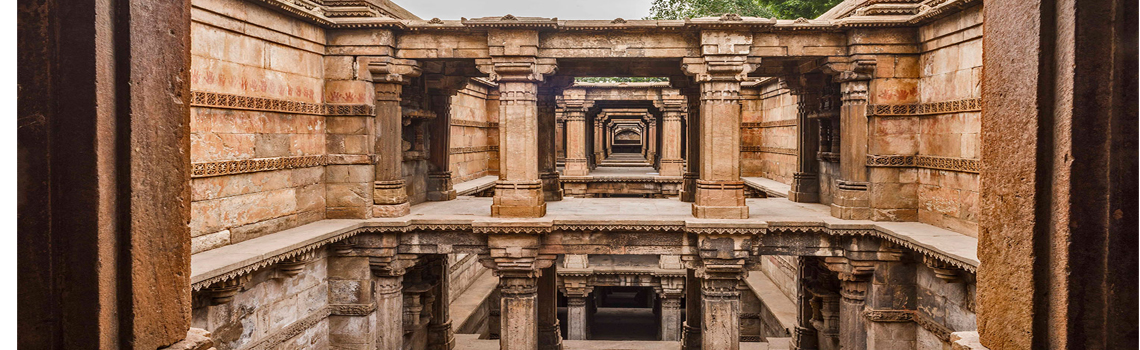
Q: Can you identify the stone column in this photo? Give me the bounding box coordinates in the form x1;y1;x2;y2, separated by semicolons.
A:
682;269;702;349
657;98;686;177
826;61;873;220
428;256;456;350
681;89;701;202
788;75;823;203
657;276;685;342
538;86;563;202
482;234;554;350
555;114;566;165
645;115;657;164
593;118;605;167
426;76;467;202
327;243;377;349
372;267;408;350
824;257;876;350
369;57;420;217
561;96;591;176
700;271;744;350
682;33;754;218
538;265;563;350
477;34;556;217
562;274;593;340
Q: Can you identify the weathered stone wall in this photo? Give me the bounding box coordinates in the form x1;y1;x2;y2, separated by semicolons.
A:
914;5;982;236
449;81;500;184
189;0;329;252
915;265;976;349
449;253;487;303
741;80;798;183
759;255;798;301
192;250;331;350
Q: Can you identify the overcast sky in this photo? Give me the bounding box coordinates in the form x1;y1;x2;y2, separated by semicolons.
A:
398;0;656;20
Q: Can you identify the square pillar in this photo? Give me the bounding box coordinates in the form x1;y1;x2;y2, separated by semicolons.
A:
373;273;406;349
428;256;456;350
328;249;377;349
593;119;605;168
426;76;467;202
682;269;703;349
538;265;563;349
561;98;591;176
692;78;748;218
499;273;540;350
697;268;745;350
561;273;593;341
368;57;420;217
538;86;565;202
657;276;685;342
658;104;686;177
681;91;701;202
478;49;556;218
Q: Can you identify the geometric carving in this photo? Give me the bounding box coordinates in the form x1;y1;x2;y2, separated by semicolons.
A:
865;154;980;173
451;119;500;128
449;145;500;155
867;98;981;117
191;91;373;116
741;119;796;128
741;146;797;155
191;155;327;178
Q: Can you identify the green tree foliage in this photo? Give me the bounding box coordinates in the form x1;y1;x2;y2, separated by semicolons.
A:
647;0;842;20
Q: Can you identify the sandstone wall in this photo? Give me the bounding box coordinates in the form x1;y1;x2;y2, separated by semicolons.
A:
915;265;976;349
192;250;332;350
741;81;798;183
759;255;799;301
449;82;501;184
914;6;982;236
189;0;329;252
449;253;488;303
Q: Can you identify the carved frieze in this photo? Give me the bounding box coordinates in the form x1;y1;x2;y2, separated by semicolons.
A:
867;98;981;117
191;91;372;116
741;146;797;155
741;119;797;128
449;145;499;155
865;154;980;173
191;155;327;178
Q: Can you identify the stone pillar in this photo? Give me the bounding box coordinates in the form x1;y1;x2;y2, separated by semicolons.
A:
682;32;754;218
681;258;702;350
538;265;563;350
562;274;593;341
657;101;686;177
824;257;876;350
373;270;407;350
538;85;564;202
428;257;456;350
426;76;467;202
788;75;822;203
477;33;556;217
482;234;554;350
699;270;744;350
826;62;873;220
645;115;658;165
681;89;701;202
593;119;605;167
327;244;377;349
561;95;591;176
657;276;685;342
369;57;420;217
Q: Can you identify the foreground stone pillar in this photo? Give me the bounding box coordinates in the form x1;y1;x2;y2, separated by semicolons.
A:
561;96;591;176
373;270;407;349
482;234;554;349
683;32;754;218
477;35;556;217
700;272;742;350
561;274;593;341
788;76;822;203
826;62;873;220
657;276;685;342
538;265;563;349
369;57;420;217
824;257;875;350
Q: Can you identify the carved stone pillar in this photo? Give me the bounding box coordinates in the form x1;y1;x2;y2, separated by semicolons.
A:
657;276;685;341
538;265;562;350
682;31;753;218
371;261;412;350
426;76;466;202
645;115;658;166
538;84;566;202
561;274;593;341
681;260;702;350
681;88;701;202
561;94;592;176
657;97;686;177
477;35;556;217
327;242;377;349
824;257;876;350
699;271;743;350
788;74;823;203
369;57;420;217
427;257;456;350
481;234;554;350
593;119;605;168
825;61;874;220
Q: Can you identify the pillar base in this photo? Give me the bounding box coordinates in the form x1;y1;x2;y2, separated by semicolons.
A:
682;324;702;350
427;172;457;202
563;159;589;177
540;172;563;202
373;202;410;218
492;180;547;218
427;321;456;350
538;322;563;350
692;204;749;219
659;159;684;177
789;172;820;203
831;181;870;220
692;180;748;219
680;172;699;203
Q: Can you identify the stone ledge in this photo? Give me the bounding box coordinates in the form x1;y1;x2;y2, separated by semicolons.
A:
742;177;791;198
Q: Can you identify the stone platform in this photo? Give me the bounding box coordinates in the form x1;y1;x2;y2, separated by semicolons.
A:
559;166;682;198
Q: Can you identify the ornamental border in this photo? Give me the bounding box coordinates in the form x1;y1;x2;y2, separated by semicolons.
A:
451;119;500;128
866;154;980;173
191;91;374;116
741;119;797;128
191;155;327;178
450;145;499;155
867;98;981;117
741;146;797;155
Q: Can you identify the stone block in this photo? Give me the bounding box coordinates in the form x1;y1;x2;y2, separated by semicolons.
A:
326;164;374;183
296;183;326;213
324;55;356;80
254;133;292;158
191;229;231;253
325;182;370;207
326;116;370;135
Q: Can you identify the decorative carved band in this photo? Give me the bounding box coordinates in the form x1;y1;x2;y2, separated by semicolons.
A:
865;155;980;173
191;155;327;178
451;119;500;128
913;311;953;342
741;119;796;128
191;91;374;116
330;303;377;316
245;307;332;350
867;98;981;117
450;145;499;154
862;309;914;323
741;146;797;155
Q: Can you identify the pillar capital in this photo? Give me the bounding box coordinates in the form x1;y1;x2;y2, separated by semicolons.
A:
476;56;558;83
366;56;421;84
